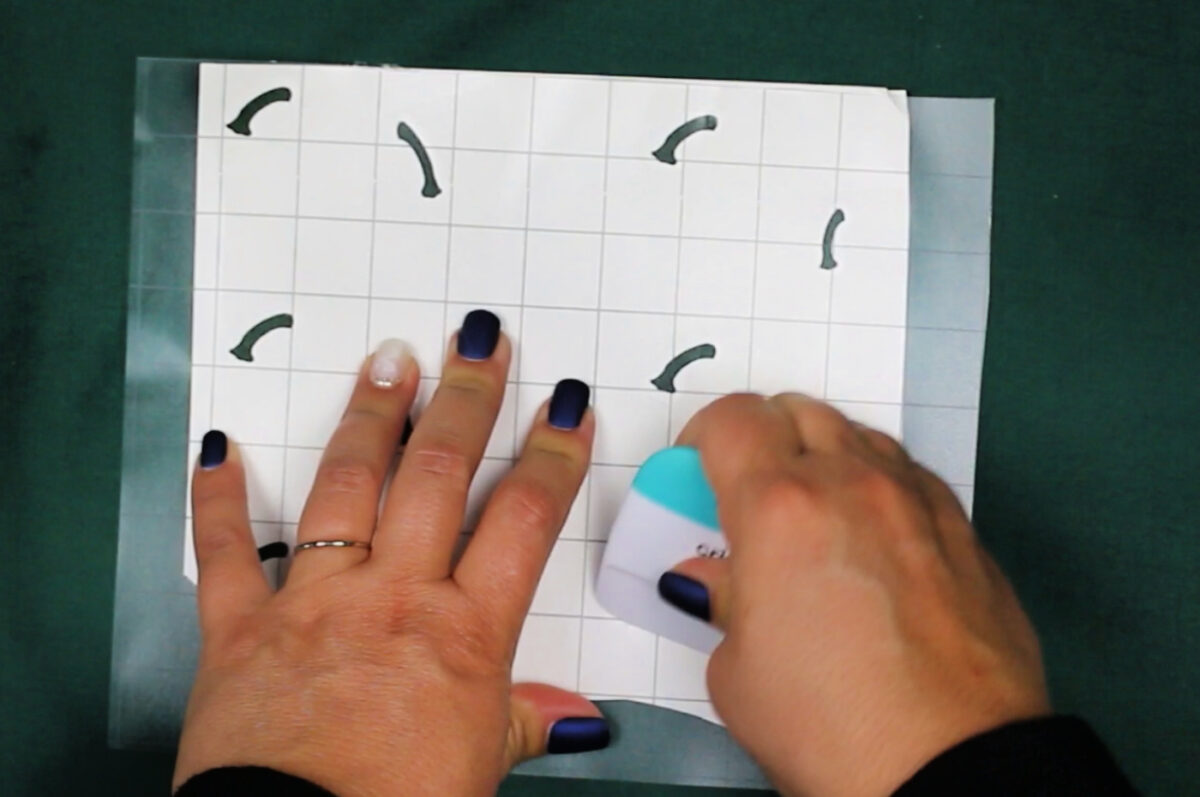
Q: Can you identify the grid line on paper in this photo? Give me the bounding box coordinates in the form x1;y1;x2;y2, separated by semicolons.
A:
185;398;961;433
195;365;948;402
440;73;462;391
514;79;537;461
654;83;692;703
205;64;228;439
190;134;914;174
201;71;876;96
665;85;689;447
578;78;614;694
187;287;919;330
364;69;385;366
278;65;308;561
189;212;923;252
745;89;769;390
822;93;846;400
152;282;988;330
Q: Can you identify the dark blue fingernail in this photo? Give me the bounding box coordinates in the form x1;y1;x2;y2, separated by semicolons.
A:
548;378;590;430
547;716;610;754
200;430;227;469
457;309;501;361
657;572;711;622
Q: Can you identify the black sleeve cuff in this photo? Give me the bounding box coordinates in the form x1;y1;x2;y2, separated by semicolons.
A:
175;766;338;796
894;716;1138;796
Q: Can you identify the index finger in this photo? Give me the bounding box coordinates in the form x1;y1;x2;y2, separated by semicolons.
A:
675;393;803;499
190;433;271;636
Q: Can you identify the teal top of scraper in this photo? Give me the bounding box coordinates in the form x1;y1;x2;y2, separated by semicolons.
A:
630;446;720;531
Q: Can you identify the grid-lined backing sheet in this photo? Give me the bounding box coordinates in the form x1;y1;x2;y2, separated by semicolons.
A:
185;63;911;721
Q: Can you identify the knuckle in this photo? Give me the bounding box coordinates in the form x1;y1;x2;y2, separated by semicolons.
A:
709;392;766;420
755;475;822;523
677;393;766;449
851;463;909;507
526;433;588;468
896;534;950;580
191;473;233;507
773;390;821;411
919;468;969;517
858;426;908;462
775;391;846;423
194;519;245;559
505;715;529;765
439;372;497;400
340;406;390;430
315;456;381;497
850;465;932;547
814;407;857;446
815;399;851;426
408;438;472;484
692;393;764;429
718;391;767;408
492;478;561;534
868;428;904;455
747;475;842;560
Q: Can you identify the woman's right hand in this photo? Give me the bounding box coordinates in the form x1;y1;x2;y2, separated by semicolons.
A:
659;394;1051;797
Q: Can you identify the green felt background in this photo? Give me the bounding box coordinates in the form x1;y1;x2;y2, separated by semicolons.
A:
3;2;1198;795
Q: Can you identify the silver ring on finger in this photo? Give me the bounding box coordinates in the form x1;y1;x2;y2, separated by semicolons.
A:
293;539;372;554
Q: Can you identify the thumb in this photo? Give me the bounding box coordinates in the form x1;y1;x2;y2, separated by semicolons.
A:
657;556;732;631
504;683;611;769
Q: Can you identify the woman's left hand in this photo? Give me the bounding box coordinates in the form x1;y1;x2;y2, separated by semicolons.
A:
173;317;606;797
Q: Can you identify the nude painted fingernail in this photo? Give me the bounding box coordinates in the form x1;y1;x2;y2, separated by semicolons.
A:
369;338;414;388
